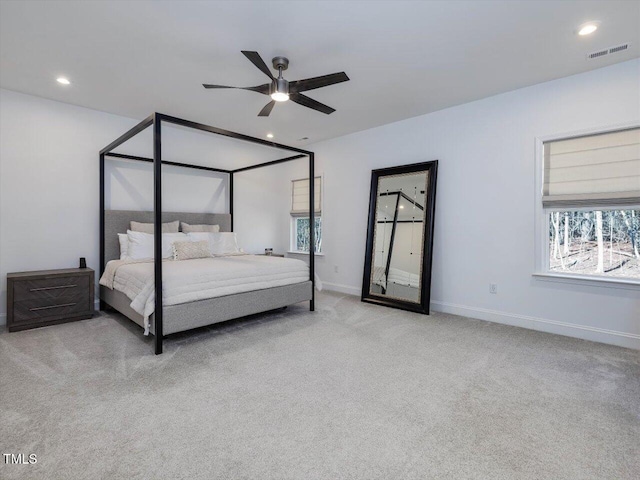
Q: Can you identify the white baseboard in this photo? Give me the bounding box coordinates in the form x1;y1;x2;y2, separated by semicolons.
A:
322;281;360;297
321;282;638;349
431;300;640;350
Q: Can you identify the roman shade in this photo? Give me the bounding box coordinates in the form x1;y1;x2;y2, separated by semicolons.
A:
291;177;321;215
542;127;640;209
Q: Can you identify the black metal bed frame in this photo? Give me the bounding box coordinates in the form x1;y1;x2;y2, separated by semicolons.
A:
99;113;315;355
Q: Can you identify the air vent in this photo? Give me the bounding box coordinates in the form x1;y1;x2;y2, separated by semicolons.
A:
587;43;630;60
609;43;629;54
587;49;608;59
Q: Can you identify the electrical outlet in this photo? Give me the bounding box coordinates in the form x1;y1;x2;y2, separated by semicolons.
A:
334;265;339;274
489;283;498;294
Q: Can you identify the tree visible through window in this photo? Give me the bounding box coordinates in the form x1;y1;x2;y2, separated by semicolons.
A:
294;217;322;253
549;209;639;279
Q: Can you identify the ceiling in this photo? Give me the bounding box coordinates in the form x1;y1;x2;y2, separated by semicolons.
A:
1;1;638;146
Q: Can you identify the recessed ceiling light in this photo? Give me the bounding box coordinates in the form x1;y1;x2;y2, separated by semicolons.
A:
399;205;405;209
577;21;600;36
56;77;71;85
266;133;274;139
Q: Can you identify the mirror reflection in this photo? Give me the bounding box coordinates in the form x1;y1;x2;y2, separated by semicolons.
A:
370;171;428;303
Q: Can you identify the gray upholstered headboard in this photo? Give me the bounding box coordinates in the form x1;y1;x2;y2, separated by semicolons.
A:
104;210;231;263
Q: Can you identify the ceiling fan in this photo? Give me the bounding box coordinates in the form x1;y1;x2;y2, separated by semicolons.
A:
203;51;349;117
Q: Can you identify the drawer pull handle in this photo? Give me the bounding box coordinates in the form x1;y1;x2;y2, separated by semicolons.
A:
30;284;77;292
30;303;77;312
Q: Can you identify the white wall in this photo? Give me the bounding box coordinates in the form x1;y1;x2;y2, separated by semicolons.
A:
0;89;229;321
234;161;294;256
307;59;640;348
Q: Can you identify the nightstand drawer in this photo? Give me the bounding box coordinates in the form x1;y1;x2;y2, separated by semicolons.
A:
7;268;95;332
12;295;90;324
13;275;89;301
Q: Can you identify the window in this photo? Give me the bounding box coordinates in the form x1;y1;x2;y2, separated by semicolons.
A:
290;177;322;253
540;127;640;281
548;209;639;279
293;216;322;253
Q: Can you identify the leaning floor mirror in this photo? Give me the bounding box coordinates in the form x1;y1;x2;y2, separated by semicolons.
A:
362;160;438;314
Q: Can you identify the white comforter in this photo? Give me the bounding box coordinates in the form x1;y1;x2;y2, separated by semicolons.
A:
100;255;309;334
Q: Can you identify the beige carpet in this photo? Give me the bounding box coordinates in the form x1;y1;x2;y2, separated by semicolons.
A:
1;291;638;480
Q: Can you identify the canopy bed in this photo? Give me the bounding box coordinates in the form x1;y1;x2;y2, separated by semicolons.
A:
99;113;315;355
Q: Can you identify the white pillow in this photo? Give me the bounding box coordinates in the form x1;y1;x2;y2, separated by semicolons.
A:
186;232;241;256
118;233;130;260
126;231;187;260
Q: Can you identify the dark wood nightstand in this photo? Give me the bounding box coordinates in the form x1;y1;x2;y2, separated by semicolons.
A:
7;268;95;332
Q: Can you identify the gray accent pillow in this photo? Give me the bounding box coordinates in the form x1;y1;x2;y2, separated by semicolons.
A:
130;220;179;234
172;240;211;261
181;222;220;233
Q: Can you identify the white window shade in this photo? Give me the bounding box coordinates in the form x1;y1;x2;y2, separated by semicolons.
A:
542;127;640;209
291;177;321;215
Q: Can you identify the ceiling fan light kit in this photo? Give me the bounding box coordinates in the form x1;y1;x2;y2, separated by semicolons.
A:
203;50;349;116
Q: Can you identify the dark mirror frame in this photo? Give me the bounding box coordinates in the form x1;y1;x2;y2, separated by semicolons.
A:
361;160;438;314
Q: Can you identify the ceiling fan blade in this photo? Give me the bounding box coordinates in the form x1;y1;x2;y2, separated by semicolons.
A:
258;100;276;117
244;83;271;95
290;93;336;114
241;51;275;80
289;72;349;93
203;83;270;95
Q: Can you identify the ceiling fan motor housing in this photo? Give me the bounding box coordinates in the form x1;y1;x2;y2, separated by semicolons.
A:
272;77;289;95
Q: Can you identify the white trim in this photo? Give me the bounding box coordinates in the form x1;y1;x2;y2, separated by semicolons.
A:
533;135;547;274
322;281;361;296
287;251;325;256
430;300;640;350
318;283;639;348
533;121;640;285
536;122;640;144
533;272;640;290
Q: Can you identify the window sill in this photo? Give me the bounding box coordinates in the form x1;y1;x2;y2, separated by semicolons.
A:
532;272;640;290
287;251;325;257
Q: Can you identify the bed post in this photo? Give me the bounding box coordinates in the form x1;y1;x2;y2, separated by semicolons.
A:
229;172;234;232
99;153;106;311
309;153;315;312
153;113;164;355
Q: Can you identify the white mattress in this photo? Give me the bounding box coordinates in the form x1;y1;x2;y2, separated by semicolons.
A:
100;255;309;332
